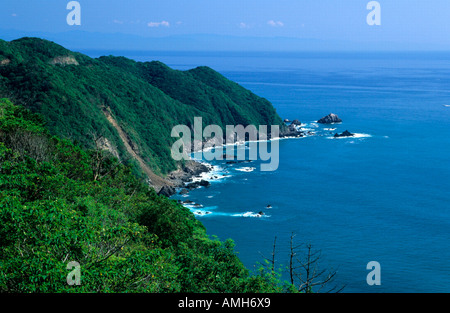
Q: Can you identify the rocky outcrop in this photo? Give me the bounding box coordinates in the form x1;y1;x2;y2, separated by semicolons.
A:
186;180;211;190
334;130;354;138
0;58;10;66
49;55;79;66
166;160;211;187
158;185;176;197
317;113;342;124
280;119;303;138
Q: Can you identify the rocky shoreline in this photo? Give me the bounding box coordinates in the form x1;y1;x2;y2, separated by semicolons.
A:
158;160;212;197
157;114;358;198
157;112;366;221
158;119;304;197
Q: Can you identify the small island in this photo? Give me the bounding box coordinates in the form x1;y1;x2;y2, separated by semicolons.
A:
317;113;342;124
334;130;355;138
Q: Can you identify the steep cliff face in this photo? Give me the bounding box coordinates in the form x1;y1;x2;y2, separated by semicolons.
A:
0;37;286;185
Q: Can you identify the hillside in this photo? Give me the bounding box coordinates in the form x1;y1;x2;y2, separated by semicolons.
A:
0;98;286;292
0;37;285;189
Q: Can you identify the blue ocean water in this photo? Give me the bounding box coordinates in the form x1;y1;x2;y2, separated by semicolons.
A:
86;50;450;292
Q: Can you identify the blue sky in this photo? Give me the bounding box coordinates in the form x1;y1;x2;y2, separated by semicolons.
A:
1;0;450;50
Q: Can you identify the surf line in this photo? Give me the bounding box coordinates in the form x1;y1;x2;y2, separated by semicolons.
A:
171;116;281;171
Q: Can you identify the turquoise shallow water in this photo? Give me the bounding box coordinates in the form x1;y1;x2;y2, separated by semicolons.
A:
87;50;450;292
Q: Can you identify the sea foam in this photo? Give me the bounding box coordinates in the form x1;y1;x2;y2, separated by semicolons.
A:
235;167;256;172
232;211;270;218
326;133;372;139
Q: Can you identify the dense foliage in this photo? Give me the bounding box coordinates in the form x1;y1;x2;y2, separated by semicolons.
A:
0;37;284;176
0;99;284;292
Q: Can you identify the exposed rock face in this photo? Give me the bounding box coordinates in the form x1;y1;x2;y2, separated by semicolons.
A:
97;137;120;160
0;58;10;66
158;185;176;197
334;130;354;138
186;180;211;190
317;113;342;124
280;123;303;138
166;160;211;187
291;119;301;125
49;56;79;66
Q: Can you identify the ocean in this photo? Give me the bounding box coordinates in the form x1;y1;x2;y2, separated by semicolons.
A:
85;50;450;292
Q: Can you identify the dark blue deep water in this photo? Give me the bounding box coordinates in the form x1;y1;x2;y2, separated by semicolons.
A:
86;50;450;292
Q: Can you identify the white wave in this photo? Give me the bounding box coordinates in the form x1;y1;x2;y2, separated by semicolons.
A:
303;122;319;128
232;211;270;218
352;133;372;138
186;205;218;216
326;133;372;139
235;167;256;172
444;104;450;107
183;203;204;209
190;164;228;183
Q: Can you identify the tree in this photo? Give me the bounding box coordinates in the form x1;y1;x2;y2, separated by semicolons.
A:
288;233;345;293
260;233;345;293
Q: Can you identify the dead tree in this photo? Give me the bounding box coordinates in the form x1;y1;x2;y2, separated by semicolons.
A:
288;233;345;293
258;236;277;273
260;233;345;293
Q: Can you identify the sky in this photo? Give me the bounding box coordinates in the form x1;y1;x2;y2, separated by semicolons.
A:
1;0;450;50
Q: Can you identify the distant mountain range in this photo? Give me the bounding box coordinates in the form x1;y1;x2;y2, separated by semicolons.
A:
0;28;444;52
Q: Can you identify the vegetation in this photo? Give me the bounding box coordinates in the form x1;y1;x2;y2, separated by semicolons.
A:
0;37;285;177
0;98;286;292
0;38;340;293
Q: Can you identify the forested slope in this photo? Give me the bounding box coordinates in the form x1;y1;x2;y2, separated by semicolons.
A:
0;37;285;183
0;98;284;292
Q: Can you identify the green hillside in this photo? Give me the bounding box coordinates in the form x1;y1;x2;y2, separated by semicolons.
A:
0;98;285;292
0;37;285;184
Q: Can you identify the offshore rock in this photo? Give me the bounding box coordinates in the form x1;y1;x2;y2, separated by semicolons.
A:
317;113;342;124
334;130;354;138
186;179;211;190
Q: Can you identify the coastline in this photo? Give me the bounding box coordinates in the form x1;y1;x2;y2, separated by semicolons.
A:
161;116;360;200
160;123;304;197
